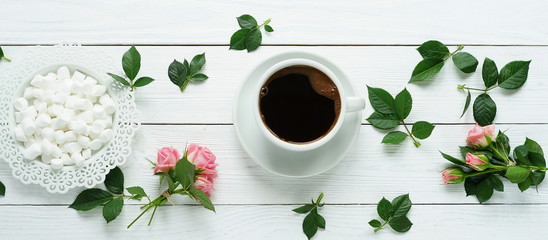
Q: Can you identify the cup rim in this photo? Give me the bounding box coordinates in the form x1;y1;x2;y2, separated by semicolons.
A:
252;58;347;152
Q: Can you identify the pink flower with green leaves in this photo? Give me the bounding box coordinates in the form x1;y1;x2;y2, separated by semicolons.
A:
442;168;465;184
466;124;495;149
465;153;491;171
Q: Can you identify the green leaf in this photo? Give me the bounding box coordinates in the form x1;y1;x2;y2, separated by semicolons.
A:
369;219;382;228
104;167;124;194
391;194;411;218
411;121;435;139
460;90;471;118
513;145;531;166
531;171;545;186
303;213;318;240
409;58;445;83
377;197;393;221
487;175;504;192
312;210;326;229
529;152;546;168
495;131;510;156
122;46;141;80
389;216;413;233
518;176;532;192
505;166;530;183
168;59;188;87
382;131;408;144
525;138;544;156
166;175;176;192
69;189;113;211
245;28;262;52
440;151;466;166
126;186;147;200
482;58;498;88
394;88;412;119
229;28;250;50
237;14;258;29
475;179;494;203
133;76;154;87
107;73;131;86
293;204;315;214
0;47;4;59
417;40;450;59
452;52;478;73
189;189;215;212
498;60;531;89
191;73;209;82
366;112;399;130
367;86;396;114
174;156;195;189
190;53;206;75
0;180;4;196
464;178;478;196
102;198;124;223
473;93;496;126
264;25;274;32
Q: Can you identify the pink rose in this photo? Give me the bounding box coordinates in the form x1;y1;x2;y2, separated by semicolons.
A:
442;168;465;184
187;144;218;173
153;147;181;174
465;153;491;171
466;124;495;149
194;176;215;197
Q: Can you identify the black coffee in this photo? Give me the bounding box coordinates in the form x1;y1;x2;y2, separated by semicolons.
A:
259;65;341;143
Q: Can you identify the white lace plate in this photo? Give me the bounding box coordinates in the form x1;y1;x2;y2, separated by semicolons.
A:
0;44;140;193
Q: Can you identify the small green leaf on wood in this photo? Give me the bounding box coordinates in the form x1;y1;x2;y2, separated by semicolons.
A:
460;90;471;118
104;167;124;194
366;112;399;130
191;73;209;82
377;197;393;221
525;138;544;156
133;76;155;87
440;151;467;166
394;88;413;119
236;14;258;29
417;40;450;59
189;189;216;212
475;179;494;203
498;60;531;89
108;73;131;86
303;213;318;240
482;57;498;88
245;28;262;52
0;181;5;196
122;46;141;80
382;131;408;144
69;189;114;211
411;121;435;139
389;216;413;233
409;58;445;83
391;194;412;218
367;86;396;114
102;198;124;223
265;25;274;32
229;28;250;50
518;176;532;192
190;53;206;75
168;59;188;87
473;93;497;126
126;186;147;200
452;52;478;73
369;219;382;228
293;204;315;214
506;166;530;183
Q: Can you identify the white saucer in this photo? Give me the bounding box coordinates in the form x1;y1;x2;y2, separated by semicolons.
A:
233;52;363;177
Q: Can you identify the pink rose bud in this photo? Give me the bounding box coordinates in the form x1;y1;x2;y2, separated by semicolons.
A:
466;124;495;149
187;144;218;174
442;168;465;184
154;147;181;174
194;176;215;197
465;153;491;171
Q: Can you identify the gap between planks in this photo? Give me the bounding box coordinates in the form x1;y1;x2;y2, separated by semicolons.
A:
3;44;548;47
1;203;547;207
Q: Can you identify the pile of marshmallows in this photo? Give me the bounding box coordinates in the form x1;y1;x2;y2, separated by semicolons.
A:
13;66;116;170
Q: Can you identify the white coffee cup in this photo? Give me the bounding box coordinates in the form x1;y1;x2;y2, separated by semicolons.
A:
253;58;365;152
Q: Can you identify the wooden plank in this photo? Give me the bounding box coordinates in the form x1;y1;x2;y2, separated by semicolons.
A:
2;0;548;45
0;46;545;124
0;204;546;239
1;124;547;205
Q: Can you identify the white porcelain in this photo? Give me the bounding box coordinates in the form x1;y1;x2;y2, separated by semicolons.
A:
252;58;365;152
234;52;365;177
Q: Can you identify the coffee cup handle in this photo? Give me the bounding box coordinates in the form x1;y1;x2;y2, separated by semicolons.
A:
346;96;365;112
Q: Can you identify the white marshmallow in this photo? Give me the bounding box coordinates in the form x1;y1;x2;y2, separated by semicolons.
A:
86;96;98;103
23;87;34;99
42;90;55;103
77;136;91;148
50;158;64;170
72;152;85;167
100;129;113;142
64;142;82;154
92;105;106;119
21;118;37;136
51;93;67;105
23;137;35;148
61;153;73;165
32;88;44;100
23;143;41;160
64;131;77;142
14;125;27;142
89;131;100;140
91;120;106;133
41;127;55;141
82;148;91;159
15;112;23;124
54;130;66;145
71;81;84;94
30;75;44;88
44;72;57;86
72;71;86;82
70;120;88;135
48;104;64;117
13;98;28;111
103;103;116;115
74;99;92;110
57;66;71;80
41;139;54;155
64;95;78;109
22;105;38;120
41;154;54;164
35;102;48;114
77;110;95;124
89;139;103;151
51;145;63;158
35;114;52;128
90;85;107;97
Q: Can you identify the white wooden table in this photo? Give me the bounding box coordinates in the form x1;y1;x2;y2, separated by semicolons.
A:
2;1;548;239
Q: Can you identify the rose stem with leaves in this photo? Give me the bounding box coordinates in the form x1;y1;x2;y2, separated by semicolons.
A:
292;193;326;240
0;47;11;62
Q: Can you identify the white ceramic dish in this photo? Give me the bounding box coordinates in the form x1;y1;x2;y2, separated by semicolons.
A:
233;52;363;177
0;44;140;193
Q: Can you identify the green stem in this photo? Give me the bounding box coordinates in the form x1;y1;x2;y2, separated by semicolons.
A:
444;45;464;60
2;57;11;62
401;120;420;147
147;205;158;226
258;18;271;28
316;193;324;204
180;77;191;92
488;145;510;164
465;168;503;178
127;204;154;228
374;217;391;232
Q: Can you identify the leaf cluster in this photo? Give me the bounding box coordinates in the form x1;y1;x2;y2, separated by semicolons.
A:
366;86;434;147
168;53;209;92
368;194;413;233
108;46;155;91
292;193;326;240
230;14;273;52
